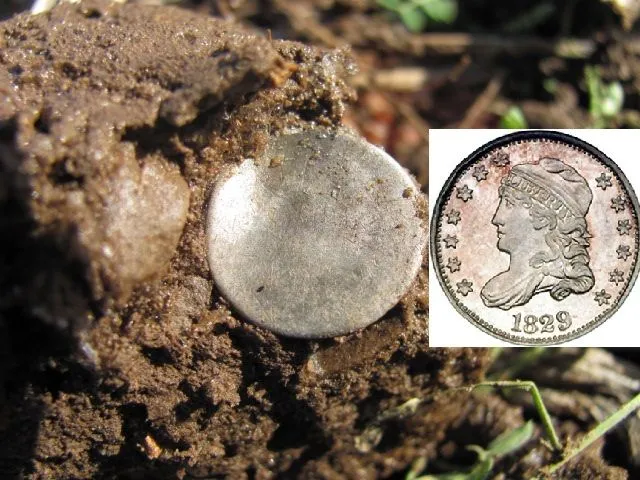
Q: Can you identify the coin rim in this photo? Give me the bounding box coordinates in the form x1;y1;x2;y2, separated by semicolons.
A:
430;130;640;345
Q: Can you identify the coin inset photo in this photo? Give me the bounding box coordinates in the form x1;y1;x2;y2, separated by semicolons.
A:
429;130;640;346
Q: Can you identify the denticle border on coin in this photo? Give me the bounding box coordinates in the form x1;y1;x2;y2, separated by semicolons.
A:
430;130;640;345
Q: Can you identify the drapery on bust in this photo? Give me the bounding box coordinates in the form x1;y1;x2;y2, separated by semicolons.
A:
481;157;595;310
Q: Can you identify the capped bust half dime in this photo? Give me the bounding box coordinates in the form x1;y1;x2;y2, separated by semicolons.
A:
207;128;427;338
431;130;640;345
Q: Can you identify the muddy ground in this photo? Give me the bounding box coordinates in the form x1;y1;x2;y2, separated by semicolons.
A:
0;0;639;479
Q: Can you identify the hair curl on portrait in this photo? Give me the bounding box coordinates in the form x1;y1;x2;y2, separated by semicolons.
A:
498;183;594;301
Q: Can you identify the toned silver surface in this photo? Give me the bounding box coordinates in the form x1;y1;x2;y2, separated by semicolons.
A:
207;128;427;338
431;131;640;345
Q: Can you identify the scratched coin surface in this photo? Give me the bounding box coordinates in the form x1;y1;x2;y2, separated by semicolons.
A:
431;130;640;345
207;128;427;338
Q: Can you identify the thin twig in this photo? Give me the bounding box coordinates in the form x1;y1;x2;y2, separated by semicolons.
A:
458;72;504;128
390;95;430;135
274;0;345;48
447;54;472;83
405;33;598;58
350;67;430;92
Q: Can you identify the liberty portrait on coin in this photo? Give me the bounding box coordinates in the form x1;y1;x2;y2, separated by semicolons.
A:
431;130;640;345
481;157;595;310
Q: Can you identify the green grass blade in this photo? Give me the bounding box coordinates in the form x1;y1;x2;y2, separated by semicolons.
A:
470;381;563;452
545;391;640;474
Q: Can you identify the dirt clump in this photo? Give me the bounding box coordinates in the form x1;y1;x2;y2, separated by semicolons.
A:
0;2;488;478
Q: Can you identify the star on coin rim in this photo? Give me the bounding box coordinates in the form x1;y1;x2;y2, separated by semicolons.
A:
430;130;640;345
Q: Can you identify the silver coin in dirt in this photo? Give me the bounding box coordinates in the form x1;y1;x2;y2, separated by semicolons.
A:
431;130;640;345
207;128;427;338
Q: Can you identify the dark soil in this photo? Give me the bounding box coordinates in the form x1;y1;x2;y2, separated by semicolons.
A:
0;0;638;479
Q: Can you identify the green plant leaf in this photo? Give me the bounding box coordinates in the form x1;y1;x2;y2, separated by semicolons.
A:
601;82;624;117
585;66;605;127
398;4;429;32
415;0;458;24
487;420;535;458
585;65;624;126
466;457;494;480
406;457;428;480
543;78;558;95
499;106;528;129
415;457;493;480
585;65;601;106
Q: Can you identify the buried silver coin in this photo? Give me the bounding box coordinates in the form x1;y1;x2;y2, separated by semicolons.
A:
431;130;640;345
207;128;427;338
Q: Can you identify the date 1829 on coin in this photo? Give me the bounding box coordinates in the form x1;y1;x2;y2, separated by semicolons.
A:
430;131;640;345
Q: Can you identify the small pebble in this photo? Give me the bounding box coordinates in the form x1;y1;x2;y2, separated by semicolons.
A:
142;435;162;460
269;155;284;168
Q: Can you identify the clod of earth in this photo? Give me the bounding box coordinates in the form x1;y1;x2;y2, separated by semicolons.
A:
0;1;487;478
